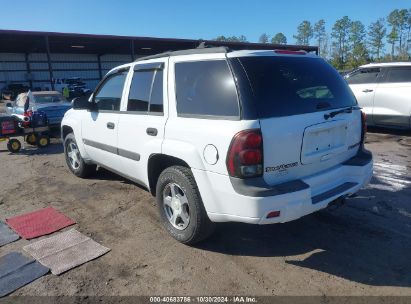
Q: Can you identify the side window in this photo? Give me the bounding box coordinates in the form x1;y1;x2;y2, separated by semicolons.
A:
385;68;411;83
128;70;153;112
150;70;164;113
175;60;239;118
94;70;128;111
127;67;164;114
346;68;380;84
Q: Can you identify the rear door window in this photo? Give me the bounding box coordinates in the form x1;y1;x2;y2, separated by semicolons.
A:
385;67;411;83
127;68;164;114
346;68;381;84
175;60;239;118
234;56;357;118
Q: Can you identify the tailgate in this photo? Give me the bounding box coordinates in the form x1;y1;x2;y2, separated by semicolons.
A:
261;110;362;186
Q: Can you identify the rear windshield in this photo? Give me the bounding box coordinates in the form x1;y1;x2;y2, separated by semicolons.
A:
234;56;357;118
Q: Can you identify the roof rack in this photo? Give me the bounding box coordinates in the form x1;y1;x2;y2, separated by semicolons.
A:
134;45;231;62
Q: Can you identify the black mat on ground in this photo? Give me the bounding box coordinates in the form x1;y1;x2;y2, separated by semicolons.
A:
0;252;49;297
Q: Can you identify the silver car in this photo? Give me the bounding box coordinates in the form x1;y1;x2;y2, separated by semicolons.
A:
345;62;411;129
6;91;72;127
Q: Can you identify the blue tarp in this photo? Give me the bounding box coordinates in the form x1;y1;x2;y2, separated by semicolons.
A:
0;252;49;297
0;221;19;247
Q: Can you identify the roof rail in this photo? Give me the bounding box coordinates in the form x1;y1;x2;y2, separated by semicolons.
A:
134;46;231;62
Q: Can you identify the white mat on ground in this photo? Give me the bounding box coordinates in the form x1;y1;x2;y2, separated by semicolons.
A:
23;229;110;275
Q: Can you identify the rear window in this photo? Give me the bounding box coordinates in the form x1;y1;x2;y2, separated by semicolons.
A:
385;68;411;83
235;56;357;118
175;60;240;118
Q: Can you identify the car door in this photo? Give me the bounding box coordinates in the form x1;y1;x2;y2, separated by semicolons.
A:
373;67;411;128
117;60;167;186
81;68;129;172
346;67;381;125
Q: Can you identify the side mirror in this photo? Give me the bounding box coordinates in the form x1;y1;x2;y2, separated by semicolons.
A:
71;95;95;110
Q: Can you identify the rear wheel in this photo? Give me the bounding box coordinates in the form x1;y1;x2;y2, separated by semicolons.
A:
156;166;215;245
7;138;21;153
36;135;50;148
26;134;37;145
64;133;96;177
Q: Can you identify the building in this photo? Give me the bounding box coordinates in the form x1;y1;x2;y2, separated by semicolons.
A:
0;29;318;92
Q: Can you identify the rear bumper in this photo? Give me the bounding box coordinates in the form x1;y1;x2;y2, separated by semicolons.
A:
193;149;373;224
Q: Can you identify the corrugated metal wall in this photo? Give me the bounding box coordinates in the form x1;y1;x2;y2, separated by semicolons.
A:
0;53;134;92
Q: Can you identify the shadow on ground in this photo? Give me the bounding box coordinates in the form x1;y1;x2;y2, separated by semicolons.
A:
197;176;411;288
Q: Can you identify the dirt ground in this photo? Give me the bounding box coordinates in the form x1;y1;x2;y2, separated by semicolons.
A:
0;101;411;296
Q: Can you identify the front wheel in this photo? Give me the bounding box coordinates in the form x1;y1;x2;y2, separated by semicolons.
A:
64;133;96;178
156;166;215;245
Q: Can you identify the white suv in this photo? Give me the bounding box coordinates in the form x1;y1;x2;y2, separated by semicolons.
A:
61;47;373;244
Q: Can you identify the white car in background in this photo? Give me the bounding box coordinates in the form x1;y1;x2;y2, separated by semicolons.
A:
345;62;411;129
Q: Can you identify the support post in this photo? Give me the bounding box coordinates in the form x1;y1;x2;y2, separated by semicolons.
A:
24;53;33;89
130;39;135;61
44;36;55;90
97;54;103;80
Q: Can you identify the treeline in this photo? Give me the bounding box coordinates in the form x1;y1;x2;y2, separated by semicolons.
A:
214;8;411;70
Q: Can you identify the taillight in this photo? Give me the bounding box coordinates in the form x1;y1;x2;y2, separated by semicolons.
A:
361;111;367;144
226;129;263;178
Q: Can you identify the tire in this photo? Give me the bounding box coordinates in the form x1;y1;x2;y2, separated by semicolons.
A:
7;138;21;153
156;166;215;245
26;134;37;145
36;135;50;148
64;133;96;178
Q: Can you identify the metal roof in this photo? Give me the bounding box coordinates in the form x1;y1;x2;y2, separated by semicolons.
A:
0;29;318;55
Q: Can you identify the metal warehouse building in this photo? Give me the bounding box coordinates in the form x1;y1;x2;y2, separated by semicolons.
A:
0;29;318;92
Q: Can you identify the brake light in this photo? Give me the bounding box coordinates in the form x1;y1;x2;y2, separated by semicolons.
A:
361;111;367;144
274;50;306;55
227;129;263;178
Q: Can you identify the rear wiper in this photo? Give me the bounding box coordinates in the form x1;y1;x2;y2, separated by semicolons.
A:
324;106;360;120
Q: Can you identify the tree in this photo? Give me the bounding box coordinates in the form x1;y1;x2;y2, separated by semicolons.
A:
368;18;386;59
346;21;368;68
258;33;269;44
387;29;399;59
314;19;326;56
271;33;287;44
331;16;352;68
294;21;313;45
237;35;248;42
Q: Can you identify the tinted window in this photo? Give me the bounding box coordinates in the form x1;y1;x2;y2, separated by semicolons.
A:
386;68;411;83
346;68;380;84
236;56;357;118
94;70;128;111
128;70;153;111
127;69;164;113
150;70;164;113
175;60;239;117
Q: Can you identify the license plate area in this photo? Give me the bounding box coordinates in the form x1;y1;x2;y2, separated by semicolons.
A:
301;120;348;165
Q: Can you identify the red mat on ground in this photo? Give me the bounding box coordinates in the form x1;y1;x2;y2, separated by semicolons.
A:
6;207;75;239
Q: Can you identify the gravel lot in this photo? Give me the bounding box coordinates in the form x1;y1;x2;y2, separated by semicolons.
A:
0;102;410;296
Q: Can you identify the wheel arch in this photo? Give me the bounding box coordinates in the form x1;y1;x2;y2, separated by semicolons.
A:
147;154;190;196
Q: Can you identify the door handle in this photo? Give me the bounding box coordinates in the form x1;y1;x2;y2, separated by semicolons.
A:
362;89;373;93
107;122;115;129
146;127;158;136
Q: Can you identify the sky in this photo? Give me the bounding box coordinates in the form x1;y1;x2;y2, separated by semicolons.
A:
0;0;410;44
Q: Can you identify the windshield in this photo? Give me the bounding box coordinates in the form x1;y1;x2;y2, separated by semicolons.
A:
233;56;357;118
34;95;67;104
